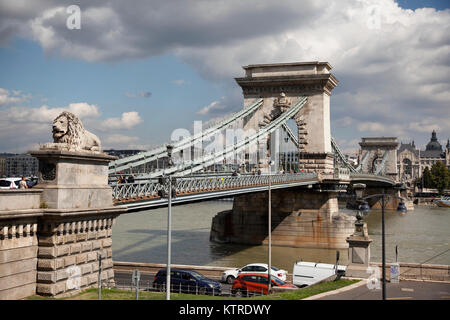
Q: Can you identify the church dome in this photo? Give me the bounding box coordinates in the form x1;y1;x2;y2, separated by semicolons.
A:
425;130;442;151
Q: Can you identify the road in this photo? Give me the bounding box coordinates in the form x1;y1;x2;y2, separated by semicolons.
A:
317;280;450;300
114;270;450;300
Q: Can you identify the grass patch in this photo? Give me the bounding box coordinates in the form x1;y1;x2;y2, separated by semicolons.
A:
249;279;360;300
27;280;359;300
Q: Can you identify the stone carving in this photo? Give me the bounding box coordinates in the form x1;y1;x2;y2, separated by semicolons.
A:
42;111;102;152
273;92;291;112
259;92;290;127
39;160;56;181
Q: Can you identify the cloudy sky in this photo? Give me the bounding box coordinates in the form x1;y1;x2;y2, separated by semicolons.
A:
0;0;449;154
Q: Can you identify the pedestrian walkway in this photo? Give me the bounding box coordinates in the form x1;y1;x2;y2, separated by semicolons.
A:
311;280;450;300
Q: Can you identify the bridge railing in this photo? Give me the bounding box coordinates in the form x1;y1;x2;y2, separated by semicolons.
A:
111;173;317;202
333;167;350;180
349;173;395;185
112;180;164;201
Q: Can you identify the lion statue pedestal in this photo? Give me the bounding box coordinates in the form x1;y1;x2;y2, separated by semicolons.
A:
27;111;126;298
29;149;117;209
29;111;116;209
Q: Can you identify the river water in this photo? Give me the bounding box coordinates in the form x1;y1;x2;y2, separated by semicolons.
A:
112;201;450;272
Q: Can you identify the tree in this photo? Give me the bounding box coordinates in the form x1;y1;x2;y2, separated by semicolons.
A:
430;162;449;195
422;167;433;188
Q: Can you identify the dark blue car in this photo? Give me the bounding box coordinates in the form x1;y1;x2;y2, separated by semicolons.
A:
153;269;221;295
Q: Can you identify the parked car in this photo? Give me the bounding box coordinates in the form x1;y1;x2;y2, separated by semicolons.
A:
222;263;287;284
292;261;346;288
153;268;221;295
231;273;296;296
0;178;20;189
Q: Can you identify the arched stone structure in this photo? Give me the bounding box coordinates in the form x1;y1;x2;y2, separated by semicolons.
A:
359;137;399;180
235;61;338;173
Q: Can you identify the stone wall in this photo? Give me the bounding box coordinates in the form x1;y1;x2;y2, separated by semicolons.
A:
36;210;119;297
0;211;41;300
297;153;335;173
0;190;42;211
211;188;355;249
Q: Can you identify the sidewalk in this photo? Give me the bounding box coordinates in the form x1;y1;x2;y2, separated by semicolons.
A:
307;279;450;300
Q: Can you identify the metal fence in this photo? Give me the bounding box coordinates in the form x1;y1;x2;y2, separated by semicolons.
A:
113;279;267;298
112;173;317;202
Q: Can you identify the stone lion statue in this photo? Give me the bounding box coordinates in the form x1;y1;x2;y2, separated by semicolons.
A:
42;111;102;152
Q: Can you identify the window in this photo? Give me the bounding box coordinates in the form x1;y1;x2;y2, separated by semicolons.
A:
257;276;268;284
158;271;166;277
241;266;253;272
242;275;259;283
181;273;191;280
254;266;267;272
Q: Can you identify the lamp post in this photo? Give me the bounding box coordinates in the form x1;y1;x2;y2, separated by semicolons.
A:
267;159;273;293
357;191;407;300
165;144;174;300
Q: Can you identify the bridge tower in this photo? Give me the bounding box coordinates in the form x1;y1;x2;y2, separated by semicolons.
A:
235;61;338;172
358;137;399;180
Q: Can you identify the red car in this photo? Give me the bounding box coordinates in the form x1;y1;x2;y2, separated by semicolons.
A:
231;273;297;296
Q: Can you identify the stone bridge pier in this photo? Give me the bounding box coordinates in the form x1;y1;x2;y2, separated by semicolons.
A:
211;180;356;249
362;186;411;211
211;62;356;249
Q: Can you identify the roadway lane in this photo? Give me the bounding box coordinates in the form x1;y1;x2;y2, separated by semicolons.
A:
317;280;450;300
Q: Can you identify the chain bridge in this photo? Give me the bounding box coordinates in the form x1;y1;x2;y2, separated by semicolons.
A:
1;61;408;300
105;62;403;250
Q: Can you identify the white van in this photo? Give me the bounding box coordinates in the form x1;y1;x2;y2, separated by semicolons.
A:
292;261;346;287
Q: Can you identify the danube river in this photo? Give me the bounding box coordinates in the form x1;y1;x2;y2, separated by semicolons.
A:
112;200;450;272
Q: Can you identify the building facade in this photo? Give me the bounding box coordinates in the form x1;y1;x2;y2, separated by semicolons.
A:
397;131;450;183
5;153;39;177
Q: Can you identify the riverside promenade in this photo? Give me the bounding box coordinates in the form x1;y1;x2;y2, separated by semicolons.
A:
112;261;450;299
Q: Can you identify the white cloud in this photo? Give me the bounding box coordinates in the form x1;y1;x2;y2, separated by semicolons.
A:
197;98;228;116
101;111;143;130
6;102;99;123
357;121;386;132
0;88;31;106
67;102;100;118
102;134;139;145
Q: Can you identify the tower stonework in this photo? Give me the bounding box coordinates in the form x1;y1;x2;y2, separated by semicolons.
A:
235;61;338;172
359;137;399;180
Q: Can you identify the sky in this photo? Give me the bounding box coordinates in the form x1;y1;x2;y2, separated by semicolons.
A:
0;0;449;154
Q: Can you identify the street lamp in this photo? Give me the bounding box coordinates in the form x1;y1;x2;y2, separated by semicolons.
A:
165;144;174;300
357;191;407;300
267;159;273;293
